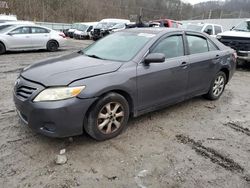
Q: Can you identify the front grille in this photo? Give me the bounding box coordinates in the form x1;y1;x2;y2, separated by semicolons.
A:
219;36;250;51
16;86;36;100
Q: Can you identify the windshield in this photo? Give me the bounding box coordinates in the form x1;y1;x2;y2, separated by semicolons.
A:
78;24;88;31
186;24;203;31
0;25;16;33
83;32;154;62
72;24;79;29
96;22;117;29
233;21;250;32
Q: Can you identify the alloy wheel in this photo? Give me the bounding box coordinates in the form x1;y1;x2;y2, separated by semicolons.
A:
97;102;125;134
212;75;225;97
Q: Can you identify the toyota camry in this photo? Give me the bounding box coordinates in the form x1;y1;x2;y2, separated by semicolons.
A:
13;28;236;141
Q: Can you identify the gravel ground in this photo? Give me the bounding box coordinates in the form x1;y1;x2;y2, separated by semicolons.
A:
0;39;249;188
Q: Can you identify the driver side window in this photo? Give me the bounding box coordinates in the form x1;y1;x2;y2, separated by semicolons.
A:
152;35;184;59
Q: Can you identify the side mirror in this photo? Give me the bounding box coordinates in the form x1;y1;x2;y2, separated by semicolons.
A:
144;53;165;64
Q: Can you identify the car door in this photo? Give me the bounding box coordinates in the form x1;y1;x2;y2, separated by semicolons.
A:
30;27;50;48
6;26;33;49
137;33;189;111
185;32;220;98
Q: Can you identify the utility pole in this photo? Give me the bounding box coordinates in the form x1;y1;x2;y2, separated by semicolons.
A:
238;9;242;18
179;1;183;20
219;10;223;19
139;7;143;17
208;9;212;19
42;0;45;22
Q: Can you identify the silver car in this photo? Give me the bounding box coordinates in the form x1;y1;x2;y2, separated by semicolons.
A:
0;25;67;54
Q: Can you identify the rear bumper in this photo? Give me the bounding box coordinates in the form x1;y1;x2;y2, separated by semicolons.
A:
14;93;97;138
58;38;67;47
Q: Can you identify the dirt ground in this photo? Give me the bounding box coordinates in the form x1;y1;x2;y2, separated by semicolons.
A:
0;39;249;188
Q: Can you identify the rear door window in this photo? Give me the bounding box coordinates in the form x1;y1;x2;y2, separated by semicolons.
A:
187;35;209;54
31;27;49;34
152;35;184;59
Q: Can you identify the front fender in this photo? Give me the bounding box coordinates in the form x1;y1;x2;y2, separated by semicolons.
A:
69;62;137;107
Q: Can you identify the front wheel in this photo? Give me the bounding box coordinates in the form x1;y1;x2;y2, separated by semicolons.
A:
84;93;129;141
205;71;227;100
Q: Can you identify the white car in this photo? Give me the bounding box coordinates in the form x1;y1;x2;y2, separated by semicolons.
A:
0;24;67;54
183;23;223;37
73;22;97;39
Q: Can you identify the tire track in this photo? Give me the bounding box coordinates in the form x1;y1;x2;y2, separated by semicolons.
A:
223;122;250;136
176;134;249;182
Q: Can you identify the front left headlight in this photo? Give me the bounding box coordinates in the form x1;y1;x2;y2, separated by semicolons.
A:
33;86;85;102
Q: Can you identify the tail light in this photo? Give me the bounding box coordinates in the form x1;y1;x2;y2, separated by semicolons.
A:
59;33;66;38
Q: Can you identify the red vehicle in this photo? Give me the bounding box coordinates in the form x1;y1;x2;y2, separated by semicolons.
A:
152;19;181;28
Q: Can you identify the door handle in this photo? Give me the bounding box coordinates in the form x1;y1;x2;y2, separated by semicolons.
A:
181;62;187;66
181;62;188;69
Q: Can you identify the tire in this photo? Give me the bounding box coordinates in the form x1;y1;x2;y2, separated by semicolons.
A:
84;92;130;141
47;40;59;52
0;42;6;55
205;71;227;100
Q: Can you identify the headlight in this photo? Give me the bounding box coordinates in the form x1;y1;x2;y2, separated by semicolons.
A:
33;86;85;102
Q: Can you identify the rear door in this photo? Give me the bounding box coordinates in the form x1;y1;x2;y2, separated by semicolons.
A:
185;32;221;98
137;32;189;111
6;26;33;49
30;27;50;48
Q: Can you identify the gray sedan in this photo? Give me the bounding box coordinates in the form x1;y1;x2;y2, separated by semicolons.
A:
13;28;236;141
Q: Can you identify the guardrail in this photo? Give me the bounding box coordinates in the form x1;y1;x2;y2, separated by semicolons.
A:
35;22;72;31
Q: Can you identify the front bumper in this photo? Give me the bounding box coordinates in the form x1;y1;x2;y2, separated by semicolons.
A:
13;77;97;138
237;51;250;61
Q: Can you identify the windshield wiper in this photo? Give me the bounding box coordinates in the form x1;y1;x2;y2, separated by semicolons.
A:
85;54;106;60
234;29;248;32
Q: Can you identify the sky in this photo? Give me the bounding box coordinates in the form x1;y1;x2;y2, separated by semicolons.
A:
183;0;224;5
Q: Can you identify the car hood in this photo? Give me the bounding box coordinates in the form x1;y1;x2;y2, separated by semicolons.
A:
21;53;122;86
218;30;250;38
